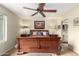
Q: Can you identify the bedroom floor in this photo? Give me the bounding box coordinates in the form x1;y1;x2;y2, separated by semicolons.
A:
2;46;79;56
11;49;78;56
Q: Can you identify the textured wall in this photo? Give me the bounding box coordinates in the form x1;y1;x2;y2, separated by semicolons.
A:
63;5;79;54
0;5;20;55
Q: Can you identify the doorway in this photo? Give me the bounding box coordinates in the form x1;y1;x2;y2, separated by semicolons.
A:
61;19;68;43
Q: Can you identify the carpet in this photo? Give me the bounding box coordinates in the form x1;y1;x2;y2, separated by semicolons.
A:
16;53;57;56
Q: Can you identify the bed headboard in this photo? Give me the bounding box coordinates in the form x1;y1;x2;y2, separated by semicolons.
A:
30;30;49;36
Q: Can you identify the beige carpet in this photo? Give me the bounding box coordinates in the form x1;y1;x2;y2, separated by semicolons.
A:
2;45;79;56
10;48;78;56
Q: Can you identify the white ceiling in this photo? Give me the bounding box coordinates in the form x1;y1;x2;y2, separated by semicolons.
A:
1;3;79;19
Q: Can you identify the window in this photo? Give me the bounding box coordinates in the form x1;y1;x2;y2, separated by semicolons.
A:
0;15;7;42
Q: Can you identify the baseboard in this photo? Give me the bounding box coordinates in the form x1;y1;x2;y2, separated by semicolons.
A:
73;49;79;56
73;51;79;56
0;46;14;56
68;48;79;56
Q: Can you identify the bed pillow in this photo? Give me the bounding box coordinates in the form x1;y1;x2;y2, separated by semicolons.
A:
43;32;47;36
32;31;37;35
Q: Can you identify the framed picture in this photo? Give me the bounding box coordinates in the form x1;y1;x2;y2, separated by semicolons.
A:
34;21;45;29
73;17;79;26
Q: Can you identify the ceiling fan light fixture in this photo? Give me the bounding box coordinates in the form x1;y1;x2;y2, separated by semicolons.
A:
23;3;57;17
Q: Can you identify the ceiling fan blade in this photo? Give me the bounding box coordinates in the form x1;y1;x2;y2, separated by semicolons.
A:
43;10;57;12
39;3;45;9
31;12;38;16
40;12;46;17
23;7;37;11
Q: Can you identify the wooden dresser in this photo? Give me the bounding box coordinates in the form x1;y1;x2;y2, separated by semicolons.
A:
17;30;61;55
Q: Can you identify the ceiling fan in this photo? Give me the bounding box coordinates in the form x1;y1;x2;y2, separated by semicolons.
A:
23;3;57;17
